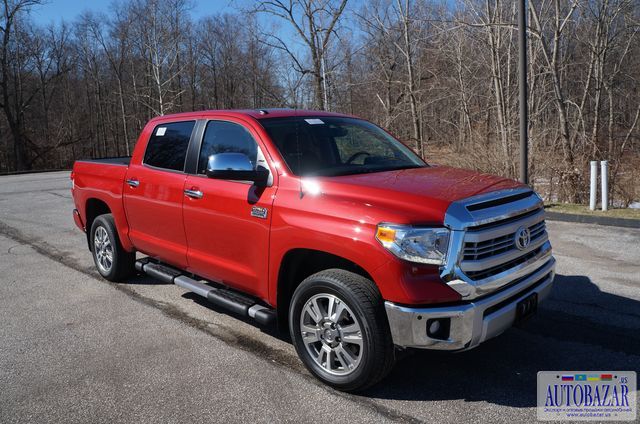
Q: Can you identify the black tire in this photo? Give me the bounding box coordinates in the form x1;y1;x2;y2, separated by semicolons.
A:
289;269;395;392
90;214;135;281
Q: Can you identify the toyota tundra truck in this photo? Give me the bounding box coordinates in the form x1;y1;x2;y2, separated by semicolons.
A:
70;109;555;391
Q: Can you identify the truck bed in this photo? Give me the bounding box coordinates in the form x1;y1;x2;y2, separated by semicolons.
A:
76;156;131;166
71;157;132;241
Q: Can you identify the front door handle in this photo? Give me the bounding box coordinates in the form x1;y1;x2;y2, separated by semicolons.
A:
126;178;139;188
184;189;203;199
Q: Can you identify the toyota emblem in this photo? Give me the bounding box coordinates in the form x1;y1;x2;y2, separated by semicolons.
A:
514;226;531;250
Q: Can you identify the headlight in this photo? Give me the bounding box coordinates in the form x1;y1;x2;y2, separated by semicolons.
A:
375;224;450;265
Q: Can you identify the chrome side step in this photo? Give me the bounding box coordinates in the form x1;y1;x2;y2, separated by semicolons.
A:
135;258;276;326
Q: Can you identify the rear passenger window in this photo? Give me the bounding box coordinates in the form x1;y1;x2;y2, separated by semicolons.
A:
197;121;258;174
144;121;195;171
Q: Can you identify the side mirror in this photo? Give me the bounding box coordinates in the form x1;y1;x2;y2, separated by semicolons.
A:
206;153;269;186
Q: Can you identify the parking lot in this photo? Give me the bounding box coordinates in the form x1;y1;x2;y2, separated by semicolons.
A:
1;171;639;423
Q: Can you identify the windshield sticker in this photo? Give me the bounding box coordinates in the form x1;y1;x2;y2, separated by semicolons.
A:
305;119;324;125
156;127;167;136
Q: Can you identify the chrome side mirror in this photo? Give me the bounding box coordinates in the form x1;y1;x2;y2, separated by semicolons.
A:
206;153;269;186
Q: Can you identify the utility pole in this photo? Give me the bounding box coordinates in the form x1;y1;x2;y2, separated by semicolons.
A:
518;0;529;184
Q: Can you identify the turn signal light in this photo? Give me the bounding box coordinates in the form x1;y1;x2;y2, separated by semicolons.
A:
376;227;396;243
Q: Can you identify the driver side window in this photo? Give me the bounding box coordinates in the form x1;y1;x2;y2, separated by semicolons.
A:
333;126;394;165
197;121;259;174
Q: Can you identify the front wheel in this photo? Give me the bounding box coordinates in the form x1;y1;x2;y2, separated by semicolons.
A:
289;269;395;392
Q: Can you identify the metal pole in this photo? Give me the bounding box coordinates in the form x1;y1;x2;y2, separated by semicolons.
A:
589;161;598;210
601;160;608;211
518;0;529;185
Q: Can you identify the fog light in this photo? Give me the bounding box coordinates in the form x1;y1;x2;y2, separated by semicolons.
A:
426;318;451;340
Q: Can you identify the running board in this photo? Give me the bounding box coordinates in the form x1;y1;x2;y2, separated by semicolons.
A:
135;258;276;326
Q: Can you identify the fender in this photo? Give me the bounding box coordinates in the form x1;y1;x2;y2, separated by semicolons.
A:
72;161;134;252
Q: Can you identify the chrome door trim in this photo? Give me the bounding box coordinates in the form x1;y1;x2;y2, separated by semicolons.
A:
184;189;203;199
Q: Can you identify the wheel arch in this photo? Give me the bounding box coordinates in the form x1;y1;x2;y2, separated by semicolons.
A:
85;198;111;250
275;248;377;332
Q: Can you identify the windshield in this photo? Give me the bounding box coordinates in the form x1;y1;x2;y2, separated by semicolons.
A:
259;117;426;177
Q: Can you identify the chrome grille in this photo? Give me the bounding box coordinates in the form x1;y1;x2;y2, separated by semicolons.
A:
463;220;546;261
459;206;549;281
442;188;554;300
466;245;543;280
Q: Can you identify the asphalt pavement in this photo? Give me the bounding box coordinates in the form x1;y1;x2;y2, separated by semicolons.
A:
1;171;639;423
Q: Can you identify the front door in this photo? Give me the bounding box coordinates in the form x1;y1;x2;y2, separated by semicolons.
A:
123;120;196;269
182;119;276;299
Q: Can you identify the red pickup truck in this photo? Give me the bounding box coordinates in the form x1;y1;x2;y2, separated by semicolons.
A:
71;109;555;391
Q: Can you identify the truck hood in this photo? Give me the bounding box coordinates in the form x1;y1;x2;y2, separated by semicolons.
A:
314;165;524;224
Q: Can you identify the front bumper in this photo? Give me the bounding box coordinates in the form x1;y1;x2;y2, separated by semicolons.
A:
385;256;555;350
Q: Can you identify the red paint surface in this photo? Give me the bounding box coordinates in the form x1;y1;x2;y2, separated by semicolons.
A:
72;110;523;306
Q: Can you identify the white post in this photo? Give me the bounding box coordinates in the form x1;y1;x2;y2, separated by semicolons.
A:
589;161;598;211
601;160;608;211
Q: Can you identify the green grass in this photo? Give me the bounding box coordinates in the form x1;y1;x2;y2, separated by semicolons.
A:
545;203;640;220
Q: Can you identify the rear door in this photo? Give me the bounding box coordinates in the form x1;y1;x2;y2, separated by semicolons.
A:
123;120;196;269
182;118;277;299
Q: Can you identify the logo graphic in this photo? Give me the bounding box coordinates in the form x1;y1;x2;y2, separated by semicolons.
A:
515;226;531;250
250;206;268;219
538;371;637;421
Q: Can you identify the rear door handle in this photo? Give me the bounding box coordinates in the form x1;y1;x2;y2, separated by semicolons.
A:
184;189;203;199
126;178;139;188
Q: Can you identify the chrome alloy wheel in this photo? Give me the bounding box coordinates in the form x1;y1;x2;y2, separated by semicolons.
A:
299;293;363;376
94;226;113;273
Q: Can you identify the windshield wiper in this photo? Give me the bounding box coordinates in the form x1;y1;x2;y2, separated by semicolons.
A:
327;164;425;177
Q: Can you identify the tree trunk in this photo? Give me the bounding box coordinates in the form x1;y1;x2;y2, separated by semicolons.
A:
400;0;422;156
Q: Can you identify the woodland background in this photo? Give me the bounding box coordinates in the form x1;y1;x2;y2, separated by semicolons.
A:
1;0;639;205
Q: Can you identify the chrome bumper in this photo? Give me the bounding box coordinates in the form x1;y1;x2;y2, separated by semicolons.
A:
385;256;555;350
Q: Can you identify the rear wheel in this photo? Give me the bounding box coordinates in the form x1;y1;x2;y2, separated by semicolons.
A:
289;269;395;392
90;214;135;281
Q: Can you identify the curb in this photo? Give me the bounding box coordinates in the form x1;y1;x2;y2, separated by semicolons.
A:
545;211;640;229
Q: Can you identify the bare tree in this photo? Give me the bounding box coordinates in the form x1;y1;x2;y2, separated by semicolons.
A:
1;0;44;170
25;23;73;167
129;0;188;115
1;0;639;206
255;0;348;110
357;0;425;155
84;11;134;154
528;0;580;200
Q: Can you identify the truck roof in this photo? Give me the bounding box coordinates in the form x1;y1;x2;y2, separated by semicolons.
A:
147;108;353;123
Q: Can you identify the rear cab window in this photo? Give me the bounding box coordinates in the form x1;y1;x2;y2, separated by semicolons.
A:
144;121;196;171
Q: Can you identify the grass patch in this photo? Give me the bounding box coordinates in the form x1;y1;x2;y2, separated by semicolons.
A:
545;203;640;220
